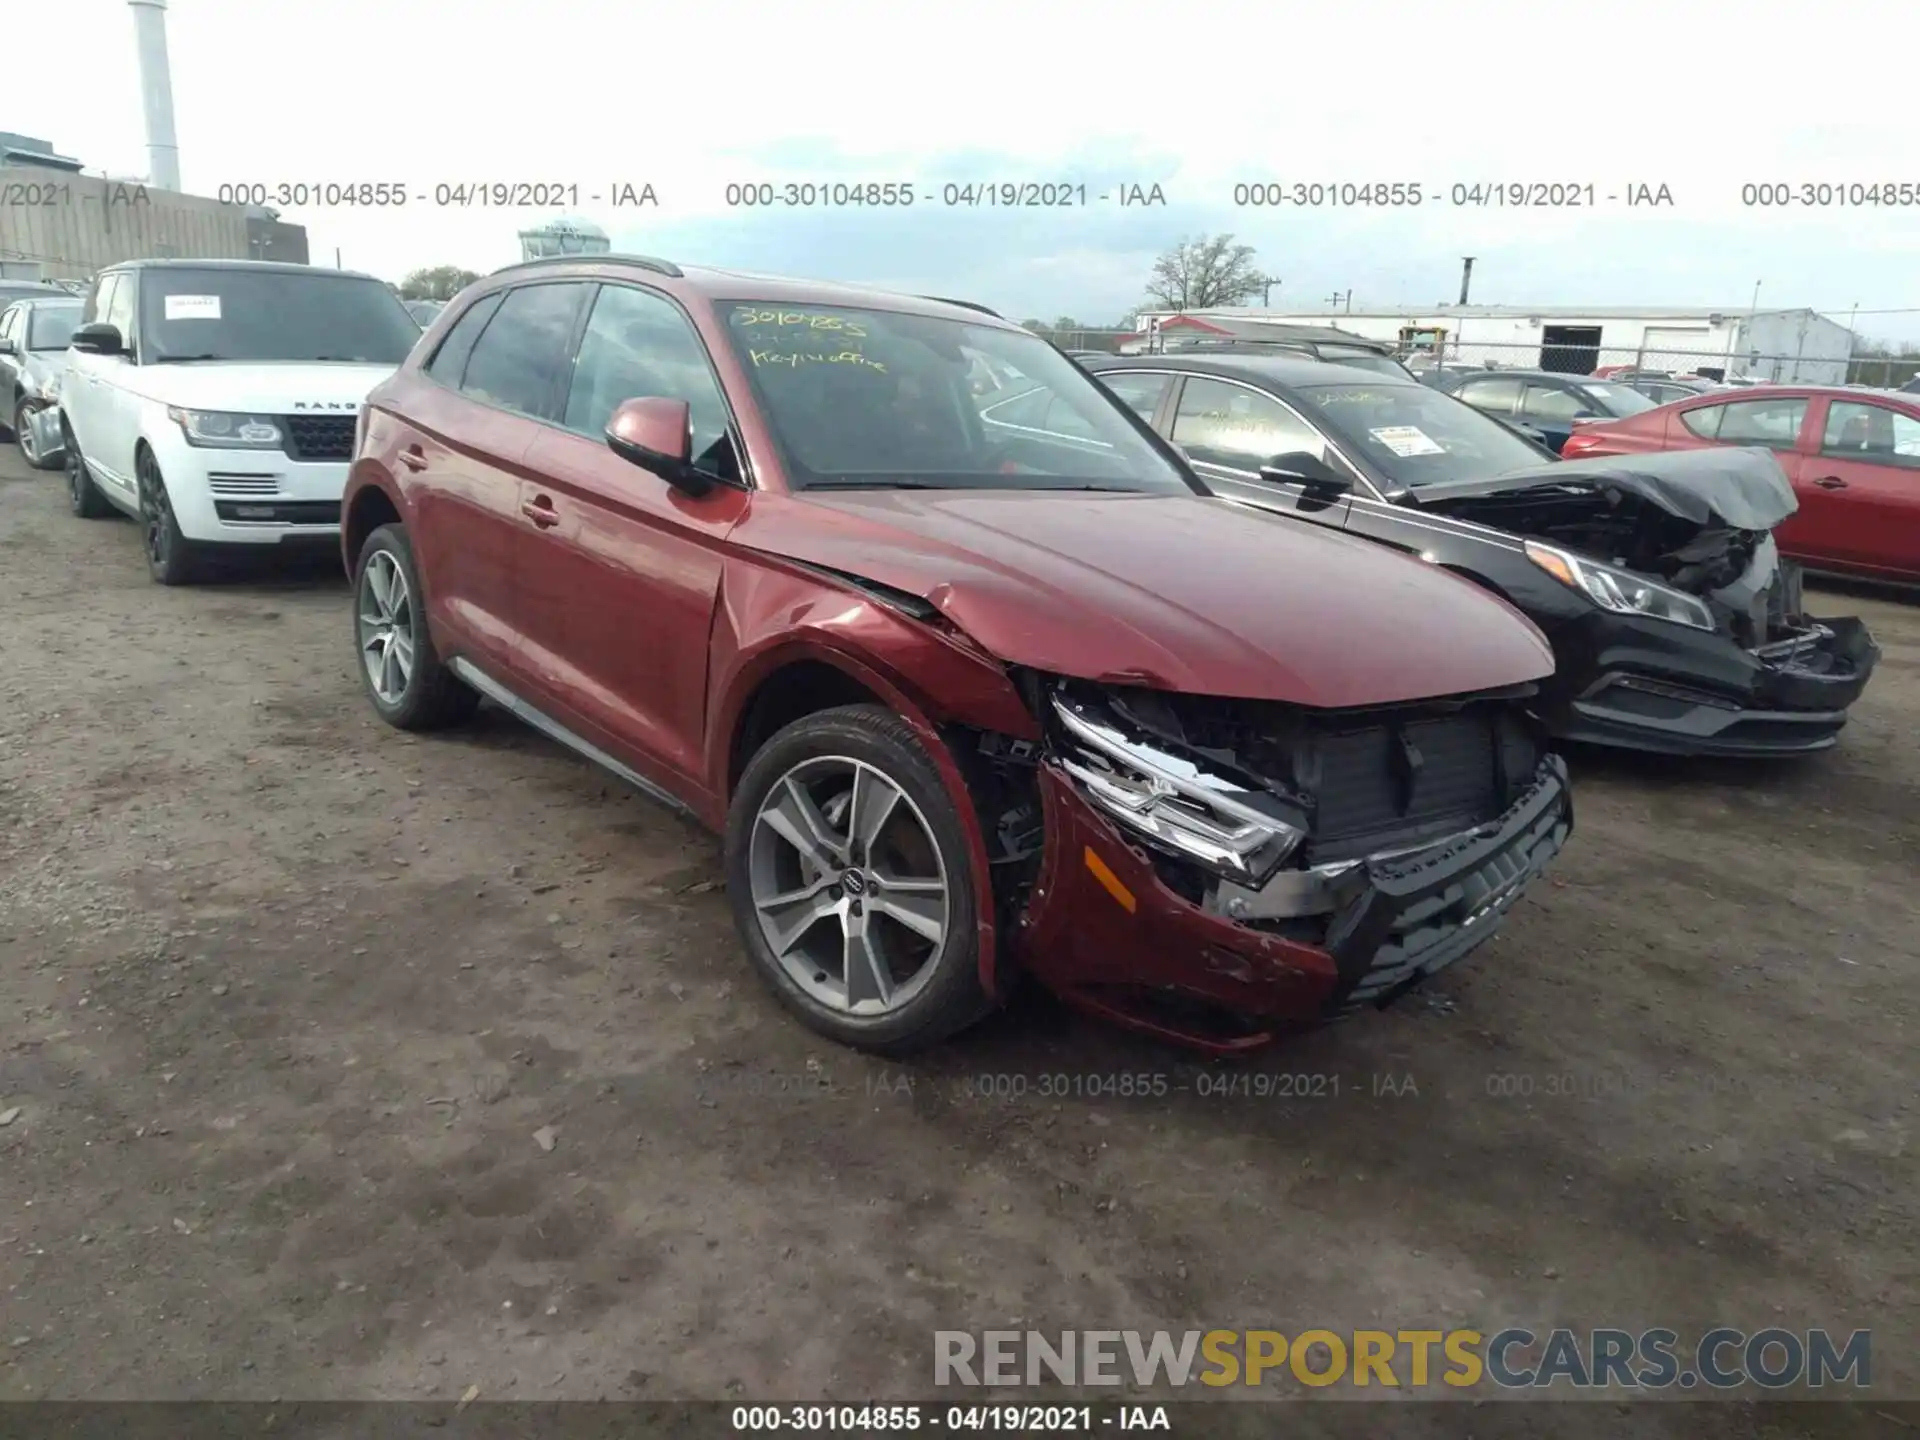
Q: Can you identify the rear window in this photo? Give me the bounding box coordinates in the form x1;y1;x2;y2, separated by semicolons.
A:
138;268;421;364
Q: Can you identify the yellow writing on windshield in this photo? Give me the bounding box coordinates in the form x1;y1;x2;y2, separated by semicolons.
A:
732;308;869;338
749;348;888;373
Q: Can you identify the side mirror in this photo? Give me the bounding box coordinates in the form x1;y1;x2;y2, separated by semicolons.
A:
1259;450;1352;492
71;322;124;356
605;395;709;495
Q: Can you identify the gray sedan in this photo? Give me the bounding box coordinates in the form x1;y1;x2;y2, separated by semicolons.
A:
0;295;84;468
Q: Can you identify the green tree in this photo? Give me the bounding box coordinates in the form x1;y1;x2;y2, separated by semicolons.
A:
399;265;481;301
1145;234;1266;311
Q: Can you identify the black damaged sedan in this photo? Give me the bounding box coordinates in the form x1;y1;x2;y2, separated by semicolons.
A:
1077;355;1880;756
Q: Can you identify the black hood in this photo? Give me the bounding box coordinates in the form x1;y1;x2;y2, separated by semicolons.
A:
1409;446;1799;531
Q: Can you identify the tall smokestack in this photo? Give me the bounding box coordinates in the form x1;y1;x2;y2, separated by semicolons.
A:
128;0;182;192
1458;256;1475;306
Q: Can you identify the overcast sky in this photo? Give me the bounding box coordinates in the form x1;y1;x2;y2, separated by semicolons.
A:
12;0;1920;342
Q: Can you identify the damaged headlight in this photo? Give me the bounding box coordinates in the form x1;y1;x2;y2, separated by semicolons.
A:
1051;694;1307;884
1524;541;1714;631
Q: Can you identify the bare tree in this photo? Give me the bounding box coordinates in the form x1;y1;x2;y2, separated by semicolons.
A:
1144;235;1267;311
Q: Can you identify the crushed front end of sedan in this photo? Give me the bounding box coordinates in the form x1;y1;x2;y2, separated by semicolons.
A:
1405;448;1881;755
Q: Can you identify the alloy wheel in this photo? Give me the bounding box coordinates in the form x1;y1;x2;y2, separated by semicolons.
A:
16;405;36;465
357;549;416;705
747;756;951;1016
65;447;85;507
139;460;172;566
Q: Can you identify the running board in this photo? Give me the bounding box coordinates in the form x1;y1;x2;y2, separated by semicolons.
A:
448;658;693;818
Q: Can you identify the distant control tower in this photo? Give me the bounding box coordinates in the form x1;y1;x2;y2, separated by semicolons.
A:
517;216;611;261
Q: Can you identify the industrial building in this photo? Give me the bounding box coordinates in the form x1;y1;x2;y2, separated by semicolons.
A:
1133;304;1856;385
0;4;308;284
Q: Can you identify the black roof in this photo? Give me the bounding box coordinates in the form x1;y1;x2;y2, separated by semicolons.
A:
98;257;385;283
1086;352;1418;389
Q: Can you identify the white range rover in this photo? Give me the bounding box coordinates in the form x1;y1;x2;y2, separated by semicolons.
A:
60;259;422;583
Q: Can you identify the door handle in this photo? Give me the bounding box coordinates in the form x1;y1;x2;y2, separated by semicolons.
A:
1812;476;1849;490
398;446;428;472
521;497;560;528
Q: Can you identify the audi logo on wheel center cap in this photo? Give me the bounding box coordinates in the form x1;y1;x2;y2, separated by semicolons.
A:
841;870;867;896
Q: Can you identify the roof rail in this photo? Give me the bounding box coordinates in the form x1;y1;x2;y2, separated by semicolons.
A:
489;252;683;279
919;295;1001;319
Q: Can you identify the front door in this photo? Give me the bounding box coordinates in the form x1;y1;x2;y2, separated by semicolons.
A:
514;281;749;792
1164;374;1354;527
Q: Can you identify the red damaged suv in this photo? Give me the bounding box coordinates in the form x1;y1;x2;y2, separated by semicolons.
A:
341;255;1574;1053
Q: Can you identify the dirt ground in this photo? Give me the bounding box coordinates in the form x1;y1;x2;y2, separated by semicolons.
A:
1;442;1914;1432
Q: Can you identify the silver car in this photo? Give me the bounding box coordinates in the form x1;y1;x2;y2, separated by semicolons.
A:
0;294;85;469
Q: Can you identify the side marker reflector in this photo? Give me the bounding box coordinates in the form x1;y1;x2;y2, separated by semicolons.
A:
1084;846;1136;913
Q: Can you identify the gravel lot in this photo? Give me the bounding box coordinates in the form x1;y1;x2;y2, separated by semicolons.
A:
0;442;1914;1432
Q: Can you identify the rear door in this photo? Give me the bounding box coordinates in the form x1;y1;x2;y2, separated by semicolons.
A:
1165;374;1354;526
1802;396;1920;579
401;282;588;681
1672;395;1831;561
514;281;749;792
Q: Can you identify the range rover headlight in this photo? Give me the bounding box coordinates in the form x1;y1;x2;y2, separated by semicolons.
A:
1524;540;1715;631
167;408;284;448
1051;694;1307;884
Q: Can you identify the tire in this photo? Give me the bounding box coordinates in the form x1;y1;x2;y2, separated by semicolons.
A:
63;422;112;518
136;449;203;585
352;522;479;731
724;703;993;1054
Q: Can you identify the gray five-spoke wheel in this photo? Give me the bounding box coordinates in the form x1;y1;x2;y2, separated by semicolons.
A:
747;756;951;1016
357;549;416;705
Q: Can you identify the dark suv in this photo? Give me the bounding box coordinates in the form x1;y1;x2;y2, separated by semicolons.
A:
342;255;1573;1054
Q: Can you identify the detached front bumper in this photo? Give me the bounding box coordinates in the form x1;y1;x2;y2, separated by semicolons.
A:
1014;755;1573;1053
1544;611;1881;757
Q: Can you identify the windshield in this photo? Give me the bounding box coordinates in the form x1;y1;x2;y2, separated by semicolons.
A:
1296;380;1552;487
1577;381;1657;416
719;302;1195;493
28;303;83;349
138;269;421;364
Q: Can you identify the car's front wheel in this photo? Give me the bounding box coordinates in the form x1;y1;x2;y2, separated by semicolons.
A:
136;450;203;585
352;522;479;730
724;704;992;1053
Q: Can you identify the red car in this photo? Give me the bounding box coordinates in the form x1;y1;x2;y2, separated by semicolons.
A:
1563;386;1920;583
341;255;1572;1055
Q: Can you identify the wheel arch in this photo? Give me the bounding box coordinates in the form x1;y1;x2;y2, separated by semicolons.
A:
714;622;1038;1005
343;481;404;574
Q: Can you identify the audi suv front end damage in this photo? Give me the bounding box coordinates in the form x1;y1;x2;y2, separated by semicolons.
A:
994;675;1570;1050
